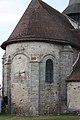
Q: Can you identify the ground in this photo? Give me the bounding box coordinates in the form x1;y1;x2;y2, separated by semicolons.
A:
0;115;80;120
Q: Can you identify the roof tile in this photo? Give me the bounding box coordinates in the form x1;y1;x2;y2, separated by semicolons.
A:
1;0;80;50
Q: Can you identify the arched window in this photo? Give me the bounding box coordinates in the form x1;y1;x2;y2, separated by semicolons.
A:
45;59;53;83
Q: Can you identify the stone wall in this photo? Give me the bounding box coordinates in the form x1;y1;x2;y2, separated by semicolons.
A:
59;45;74;113
67;82;80;113
2;42;79;115
39;54;60;114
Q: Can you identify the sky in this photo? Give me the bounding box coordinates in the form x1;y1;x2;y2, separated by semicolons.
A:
0;0;69;85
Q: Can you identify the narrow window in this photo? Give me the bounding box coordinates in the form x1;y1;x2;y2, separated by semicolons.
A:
4;96;8;105
45;59;53;83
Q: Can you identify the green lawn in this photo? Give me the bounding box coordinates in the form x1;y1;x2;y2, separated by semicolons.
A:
0;115;80;120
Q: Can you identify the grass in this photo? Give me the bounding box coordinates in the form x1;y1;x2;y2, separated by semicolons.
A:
0;115;80;120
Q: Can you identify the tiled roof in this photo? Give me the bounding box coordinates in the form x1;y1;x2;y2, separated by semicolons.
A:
63;3;80;15
72;29;80;45
66;53;80;82
69;0;80;6
1;0;80;50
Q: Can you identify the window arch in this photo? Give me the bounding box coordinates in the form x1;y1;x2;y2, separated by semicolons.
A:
45;59;53;83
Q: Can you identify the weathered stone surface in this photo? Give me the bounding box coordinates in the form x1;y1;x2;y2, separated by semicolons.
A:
2;42;78;115
67;82;80;113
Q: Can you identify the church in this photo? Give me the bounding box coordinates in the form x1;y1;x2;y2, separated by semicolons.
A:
1;0;80;115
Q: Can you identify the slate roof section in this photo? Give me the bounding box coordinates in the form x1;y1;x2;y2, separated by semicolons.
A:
63;3;80;15
69;0;80;6
72;29;80;45
1;0;80;50
66;53;80;82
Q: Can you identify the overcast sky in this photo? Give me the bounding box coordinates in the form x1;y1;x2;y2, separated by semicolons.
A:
0;0;69;85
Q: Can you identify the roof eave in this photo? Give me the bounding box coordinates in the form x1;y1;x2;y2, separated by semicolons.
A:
1;37;80;50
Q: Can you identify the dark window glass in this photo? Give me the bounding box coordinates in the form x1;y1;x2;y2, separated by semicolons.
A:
4;96;8;105
45;59;53;83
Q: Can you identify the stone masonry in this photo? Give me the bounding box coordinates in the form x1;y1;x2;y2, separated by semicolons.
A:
2;42;78;115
